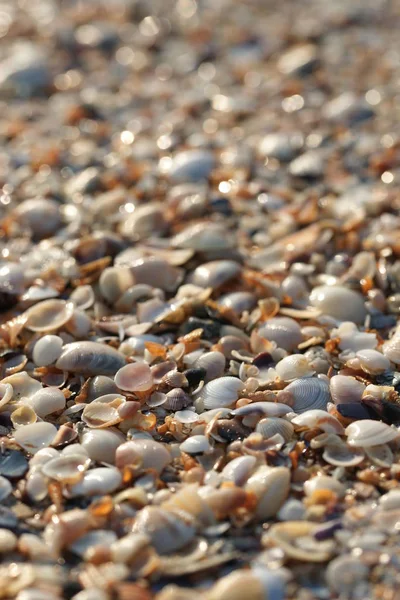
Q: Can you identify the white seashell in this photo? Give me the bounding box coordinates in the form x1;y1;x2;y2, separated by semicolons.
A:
2;372;42;400
82;399;122;429
65;309;91;338
232;402;292;417
0;475;12;501
283;377;330;413
167;149;215;182
24;299;74;332
258;317;303;352
333;322;377;352
330;375;365;405
345;420;400;447
70;285;95;310
265;521;335;562
0;383;13;410
110;533;150;565
379;489;400;512
27;387;66;418
174;410;200;424
277;499;306;522
364;444;393;467
11;405;37;428
69;530;117;558
321;441;365;467
207;567;287;600
42;454;90;484
14;422;57;454
219;292;256;314
132;506;196;554
190;260;241;288
194;351;226;382
32;335;63;367
356;349;391;374
69;467;122;496
26;469;48;502
119;203;167;240
114;362;153;392
130;257;183;292
56;342;126;376
0;262;25;295
30;448;59;467
382;335;400;365
115;439;171;473
221;456;257;487
80;428;125;464
61;444;89;458
99;267;135;305
246;465;291;520
309;285;367;324
304;475;345;498
291;410;344;434
180;435;211;454
194;376;244;411
256;418;294;441
275;354;314;382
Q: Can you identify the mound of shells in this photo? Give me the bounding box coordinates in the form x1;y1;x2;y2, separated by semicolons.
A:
0;0;399;599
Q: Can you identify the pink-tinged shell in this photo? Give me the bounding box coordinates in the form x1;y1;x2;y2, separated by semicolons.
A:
330;375;365;405
345;420;400;447
114;362;154;392
115;439;171;473
24;299;74;332
292;410;344;434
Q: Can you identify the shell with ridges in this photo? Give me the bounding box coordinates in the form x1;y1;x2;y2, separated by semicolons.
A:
282;377;330;413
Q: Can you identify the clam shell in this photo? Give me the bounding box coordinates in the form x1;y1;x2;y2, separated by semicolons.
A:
194;351;226;382
115;439;171;473
264;521;335;561
304;475;345;498
258;317;303;352
180;435;211;454
114;362;153;392
132;506;196;554
70;467;122;496
190;260;241;288
345;420;400;447
356;349;391;374
255;418;294;441
275;354;314;382
382;336;400;365
164;388;192;410
82;400;122;429
56;342;126;376
27;387;66;418
246;466;291;520
330;375;365;405
364;444;394;467
32;335;63;367
11;405;37;428
2;372;42;400
291;410;344;434
171;222;233;251
14;422;57;454
24;299;74;332
283;377;330;413
219;292;256;314
322;443;365;467
80;428;125;464
70;285;95;310
130;258;183;292
194;377;244;411
221;456;257;487
334;322;377;352
232;402;292;417
309;285;366;324
167;149;215;182
99;267;135;305
42;454;91;484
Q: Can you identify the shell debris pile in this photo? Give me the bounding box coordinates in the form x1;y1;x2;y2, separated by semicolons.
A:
0;0;399;599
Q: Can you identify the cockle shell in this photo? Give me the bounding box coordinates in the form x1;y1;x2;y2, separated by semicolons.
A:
56;342;126;376
330;375;365;405
255;418;294;441
14;422;57;454
24;299;74;332
246;466;291;521
194;377;245;411
292;410;344;434
345;420;400;447
132;506;196;554
275;354;314;382
258;317;303;352
115;439;171;473
282;377;330;413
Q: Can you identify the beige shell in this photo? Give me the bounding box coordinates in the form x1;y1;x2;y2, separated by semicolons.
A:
132;506;196;554
264;521;335;561
345;420;400;447
115;439;171;474
245;465;291;521
24;299;74;332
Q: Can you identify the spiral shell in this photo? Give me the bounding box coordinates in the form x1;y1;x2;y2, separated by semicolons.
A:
283;377;330;413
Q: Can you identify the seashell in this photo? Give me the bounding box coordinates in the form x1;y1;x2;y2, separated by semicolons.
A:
378;489;400;512
2;372;42;400
115;362;153;392
70;467;122;497
164;388;192;411
11;405;37;428
258;132;302;161
364;444;393;467
275;355;314;382
292;410;344;434
309;286;367;324
264;521;335;561
382;335;400;365
333;322;377;352
80;428;125;464
221;456;257;487
69;530;118;559
29;447;59;467
119;203;167;240
345;420;400;447
326;555;369;595
0;450;28;478
172;222;234;252
110;532;150;565
56;342;126;376
232;402;292;418
356;349;390;374
277;499;306;522
207;567;287;600
194;377;245;411
190;260;241;288
304;475;345;498
14;198;62;239
0;383;13;410
24;299;74;333
132;506;196;554
0;529;17;553
70;285;95;310
219;292;256;314
246;466;291;521
174;410;199;424
0;476;12;501
99;267;135;305
82;401;122;429
14;422;57;454
65;309;92;338
256;418;294;441
130;258;183;292
258;317;303;352
86;376;119;401
194;351;226;382
289;150;323;179
180;435;211;454
322;442;365;467
26;469;48;503
330;375;365;405
42;454;91;484
167;149;215;182
27;387;65;418
32;335;63;367
115;439;171;473
161;371;188;389
283;377;330;413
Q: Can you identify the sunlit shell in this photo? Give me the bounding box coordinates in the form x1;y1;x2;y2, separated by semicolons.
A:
70;285;95;310
292;410;344;434
333;322;377;352
14;198;62;239
65;309;92;337
378;490;400;512
115;362;154;392
264;521;335;561
190;261;241;288
194;377;245;411
42;454;91;484
27;387;66;418
221;456;257;487
70;467;122;497
258;317;303;352
24;299;74;332
11;405;37;428
246;466;291;521
99;267;135;305
275;355;314;382
256;418;294;441
219;292;256;314
345;420;400;447
180;435;211;454
282;377;330;413
115;439;171;473
14;422;57;454
330;375;365;405
0;383;13;410
232;402;292;417
167;149;215;182
194;351;226;382
382;335;400;365
207;568;287;600
32;335;63;367
2;372;42;400
86;376;119;402
69;530;118;559
132;506;196;554
322;442;365;467
309;285;367;324
82;401;122;429
56;342;126;376
80;428;125;464
119;203;167;239
304;475;345;498
355;349;391;374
